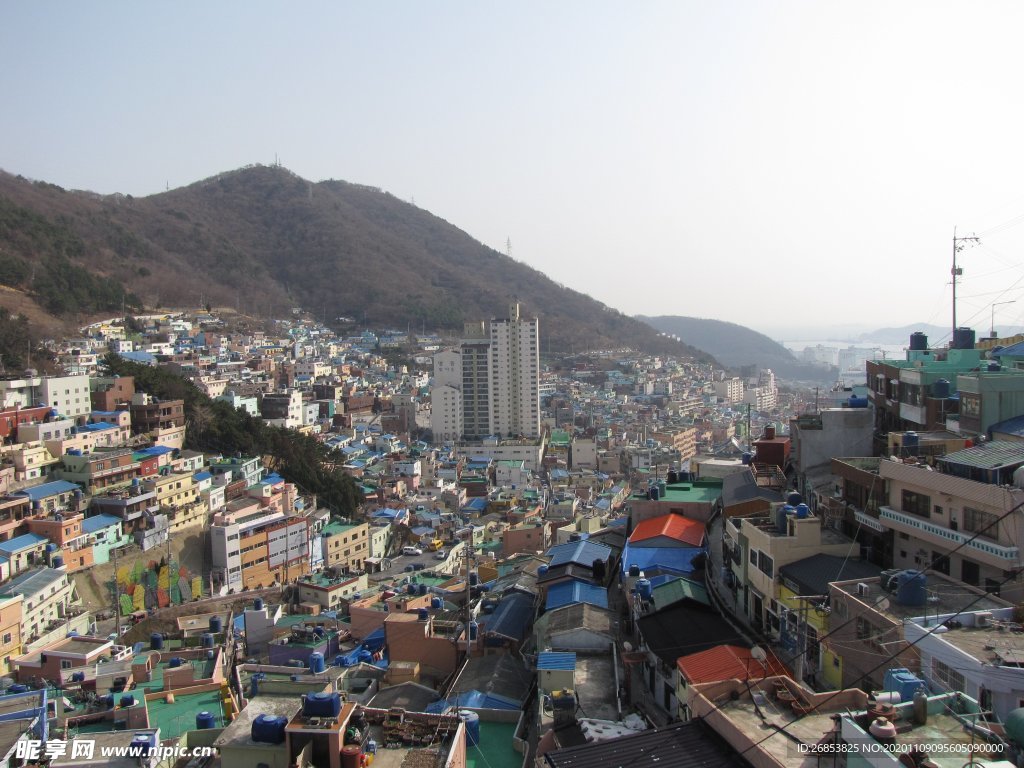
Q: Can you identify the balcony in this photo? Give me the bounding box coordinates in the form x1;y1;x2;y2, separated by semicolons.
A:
879;505;1022;566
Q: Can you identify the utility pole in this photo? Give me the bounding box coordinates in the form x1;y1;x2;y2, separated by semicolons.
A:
112;543;120;636
464;538;474;659
952;228;980;337
793;594;827;686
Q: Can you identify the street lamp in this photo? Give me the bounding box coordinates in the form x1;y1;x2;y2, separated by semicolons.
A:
991;300;1016;339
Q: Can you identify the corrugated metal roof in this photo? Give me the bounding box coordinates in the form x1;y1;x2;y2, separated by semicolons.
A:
620;544;703;577
537;651;577;671
545;580;609;611
629;514;705;547
545;540;613;568
675;645;789;685
15;480;81;501
651;577;710;609
0;533;49;553
937;440;1024;469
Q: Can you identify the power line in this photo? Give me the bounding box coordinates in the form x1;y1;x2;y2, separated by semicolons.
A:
726;491;1024;761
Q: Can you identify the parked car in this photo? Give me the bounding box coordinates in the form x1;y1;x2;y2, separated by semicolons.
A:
402;546;423;556
435;550;447;560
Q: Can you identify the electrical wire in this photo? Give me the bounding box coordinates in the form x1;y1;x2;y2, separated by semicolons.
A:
726;493;1024;761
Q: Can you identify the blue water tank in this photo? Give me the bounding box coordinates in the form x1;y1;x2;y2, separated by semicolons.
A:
628;564;640;578
847;396;869;408
251;714;288;744
469;572;479;587
120;694;135;707
910;332;929;351
650;486;660;501
309;652;325;674
45;543;57;553
52;556;64;569
459;710;481;747
195;711;217;729
883;668;926;703
667;470;678;484
169;657;184;668
786;492;802;506
538;565;549;576
932;379;951;399
418;583;428;596
209;616;223;633
795;503;810;519
431;597;443;610
636;578;653;601
902;431;919;455
304;691;342;717
468;622;478;641
101;694;114;708
742;452;753;465
407;583;417;595
253;597;265;611
417;608;429;622
678;470;693;482
988;361;1002;372
7;684;27;694
71;671;85;682
150;633;164;650
201;633;215;648
894;570;927;607
128;733;156;756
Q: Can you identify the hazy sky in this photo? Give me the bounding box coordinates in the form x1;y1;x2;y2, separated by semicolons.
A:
4;2;1024;339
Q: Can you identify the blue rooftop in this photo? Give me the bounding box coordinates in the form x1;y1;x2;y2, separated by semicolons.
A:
481;592;534;642
137;446;174;456
15;480;81;501
0;533;49;553
81;514;122;534
425;690;521;713
78;422;115;432
537;651;577;671
193;471;212;482
545;579;609;611
545;539;614;569
620;542;704;577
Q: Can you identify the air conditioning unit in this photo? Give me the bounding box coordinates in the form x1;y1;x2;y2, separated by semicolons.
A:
856;583;870;597
975;612;992;628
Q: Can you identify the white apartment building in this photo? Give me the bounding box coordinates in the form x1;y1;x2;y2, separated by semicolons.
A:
0;375;92;420
489;303;540;438
713;377;744;404
431;304;540;443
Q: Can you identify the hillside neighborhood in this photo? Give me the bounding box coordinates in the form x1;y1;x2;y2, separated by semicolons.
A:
0;306;1020;767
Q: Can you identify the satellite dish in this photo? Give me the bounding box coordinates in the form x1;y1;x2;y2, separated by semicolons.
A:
875;596;890;612
623;642;633;652
750;646;767;662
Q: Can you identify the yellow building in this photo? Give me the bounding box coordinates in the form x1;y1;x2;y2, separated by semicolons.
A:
0;594;23;674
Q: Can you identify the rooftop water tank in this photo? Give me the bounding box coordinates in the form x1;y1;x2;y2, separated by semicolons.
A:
989;361;1002;372
650;486;660;501
253;597;265;611
195;711;217;729
469;572;479;587
786;492;802;506
636;578;653;601
168;657;184;668
150;633;163;651
303;691;342;718
667;470;678;484
902;432;919;455
909;332;929;351
742;452;753;466
777;505;793;534
431;597;443;610
847;396;869;408
201;633;214;649
894;570;927;607
932;379;951;399
628;564;640;578
309;652;325;674
341;745;362;768
45;543;57;554
459;710;481;747
120;694;135;707
251;714;288;744
883;668;926;703
795;503;810;519
538;565;549;576
51;556;64;569
418;583;428;596
417;608;429;622
953;327;976;350
209;616;223;633
468;621;478;641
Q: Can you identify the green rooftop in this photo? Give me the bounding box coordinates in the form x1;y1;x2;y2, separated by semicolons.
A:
635;479;722;504
322;521;362;537
146;689;225;739
466;721;519;768
652;577;710;609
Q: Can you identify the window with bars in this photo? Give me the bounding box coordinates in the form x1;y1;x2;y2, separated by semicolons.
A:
931;658;965;692
902;490;931;518
963;507;1000;540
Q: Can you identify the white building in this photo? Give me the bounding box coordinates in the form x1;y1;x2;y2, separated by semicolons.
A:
431;304;540;442
713;377;744;404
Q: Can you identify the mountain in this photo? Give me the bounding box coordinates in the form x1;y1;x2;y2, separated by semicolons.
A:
0;165;713;360
638;315;835;381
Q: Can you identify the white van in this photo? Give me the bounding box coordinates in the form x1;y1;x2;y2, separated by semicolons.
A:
402;546;423;556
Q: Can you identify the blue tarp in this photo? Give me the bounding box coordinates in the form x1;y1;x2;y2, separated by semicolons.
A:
425;690;521;713
620;543;705;577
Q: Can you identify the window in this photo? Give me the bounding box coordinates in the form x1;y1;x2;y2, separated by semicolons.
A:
2;633;11;645
964;507;999;540
932;550;950;575
758;552;774;578
901;490;931;518
932;658;965;692
61;660;72;669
